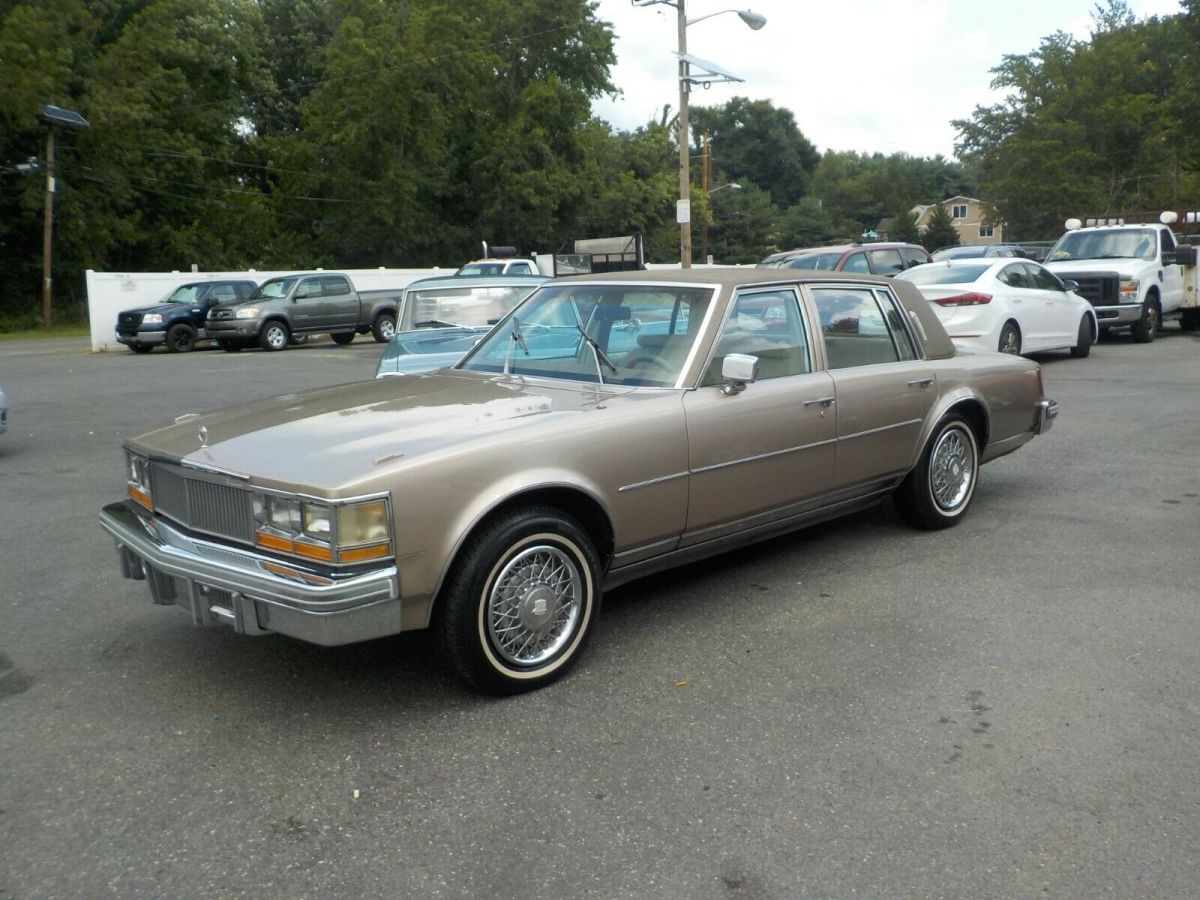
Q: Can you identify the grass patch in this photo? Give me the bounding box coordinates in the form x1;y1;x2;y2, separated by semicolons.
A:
0;323;91;341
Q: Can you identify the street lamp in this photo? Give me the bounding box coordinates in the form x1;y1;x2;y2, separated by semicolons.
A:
39;104;90;329
633;1;765;268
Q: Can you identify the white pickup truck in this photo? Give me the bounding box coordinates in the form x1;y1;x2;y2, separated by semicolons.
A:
1044;213;1200;342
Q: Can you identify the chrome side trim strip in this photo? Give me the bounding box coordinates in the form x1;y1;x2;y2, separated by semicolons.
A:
691;438;837;475
838;418;922;442
618;471;689;493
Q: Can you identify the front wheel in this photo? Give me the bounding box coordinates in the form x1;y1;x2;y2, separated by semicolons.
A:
437;506;601;694
1130;297;1159;343
217;339;243;352
259;321;290;352
330;331;355;345
127;343;154;354
1069;315;1094;358
894;415;980;530
166;323;196;353
372;313;397;343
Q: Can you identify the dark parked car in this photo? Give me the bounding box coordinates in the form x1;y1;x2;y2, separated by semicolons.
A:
930;244;1028;262
115;280;257;353
760;243;930;275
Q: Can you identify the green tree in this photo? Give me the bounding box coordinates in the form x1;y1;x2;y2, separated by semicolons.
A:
922;203;960;250
689;97;819;206
889;207;921;243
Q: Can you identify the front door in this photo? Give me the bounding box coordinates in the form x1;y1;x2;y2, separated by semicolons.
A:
682;287;837;546
291;276;327;330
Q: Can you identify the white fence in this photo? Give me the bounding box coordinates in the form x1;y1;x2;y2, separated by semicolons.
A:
85;267;444;352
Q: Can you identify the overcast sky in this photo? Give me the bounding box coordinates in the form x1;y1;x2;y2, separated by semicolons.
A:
591;0;1185;159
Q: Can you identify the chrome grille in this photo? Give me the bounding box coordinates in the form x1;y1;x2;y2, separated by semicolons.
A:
150;463;254;544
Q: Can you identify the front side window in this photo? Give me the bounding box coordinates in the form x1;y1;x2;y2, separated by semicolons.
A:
812;287;909;369
868;248;905;276
702;289;810;386
164;285;203;304
841;253;870;273
208;285;238;303
457;284;716;386
296;277;323;299
900;248;929;269
997;264;1030;289
1025;263;1064;291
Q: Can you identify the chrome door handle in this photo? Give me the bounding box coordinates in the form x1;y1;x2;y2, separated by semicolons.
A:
907;378;934;388
804;397;836;408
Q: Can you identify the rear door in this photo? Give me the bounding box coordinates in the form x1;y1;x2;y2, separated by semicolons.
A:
320;275;357;330
807;284;936;493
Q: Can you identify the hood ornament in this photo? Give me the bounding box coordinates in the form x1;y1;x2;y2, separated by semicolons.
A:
198;425;209;448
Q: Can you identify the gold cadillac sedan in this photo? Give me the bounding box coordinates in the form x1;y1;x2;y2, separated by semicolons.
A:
100;269;1058;694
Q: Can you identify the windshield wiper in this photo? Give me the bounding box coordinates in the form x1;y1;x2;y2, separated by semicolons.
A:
413;318;468;329
504;317;529;375
574;324;618;384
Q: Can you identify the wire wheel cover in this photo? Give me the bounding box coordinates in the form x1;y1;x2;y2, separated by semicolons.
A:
930;427;975;511
486;544;583;666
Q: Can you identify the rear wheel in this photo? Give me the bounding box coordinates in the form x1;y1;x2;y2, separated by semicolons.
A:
166;323;196;353
1131;296;1159;343
217;339;243;352
894;414;980;530
1069;315;1094;358
330;332;355;345
259;321;290;352
372;312;397;343
437;506;601;694
998;321;1022;355
1179;309;1200;332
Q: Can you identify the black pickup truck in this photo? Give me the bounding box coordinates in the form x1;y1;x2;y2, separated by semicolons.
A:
115;280;258;353
205;273;404;351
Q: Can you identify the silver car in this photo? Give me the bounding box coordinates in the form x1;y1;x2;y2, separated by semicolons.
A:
0;384;7;435
101;269;1057;694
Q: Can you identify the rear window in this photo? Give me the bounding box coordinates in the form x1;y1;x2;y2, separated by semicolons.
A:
785;252;845;271
900;264;990;285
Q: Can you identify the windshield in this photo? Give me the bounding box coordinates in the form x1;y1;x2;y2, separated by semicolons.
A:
456;283;716;386
249;277;298;300
898;263;991;285
1050;229;1157;262
163;285;203;304
400;283;539;329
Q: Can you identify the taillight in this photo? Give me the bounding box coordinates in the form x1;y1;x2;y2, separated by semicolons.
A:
935;292;992;307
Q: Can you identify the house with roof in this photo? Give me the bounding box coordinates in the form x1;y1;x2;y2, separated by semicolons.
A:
912;196;1004;247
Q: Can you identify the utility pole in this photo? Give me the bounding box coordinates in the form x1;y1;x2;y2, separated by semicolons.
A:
676;0;691;268
41;129;56;328
38;104;90;329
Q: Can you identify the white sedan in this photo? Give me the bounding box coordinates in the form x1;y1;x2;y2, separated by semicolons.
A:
0;384;7;435
897;259;1098;357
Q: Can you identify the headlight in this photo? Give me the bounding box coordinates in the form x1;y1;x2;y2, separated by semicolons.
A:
142;313;163;325
125;451;152;510
235;307;262;319
252;494;390;565
1119;278;1140;296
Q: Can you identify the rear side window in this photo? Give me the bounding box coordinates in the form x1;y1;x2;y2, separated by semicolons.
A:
321;276;351;296
208;284;239;303
812;287;911;369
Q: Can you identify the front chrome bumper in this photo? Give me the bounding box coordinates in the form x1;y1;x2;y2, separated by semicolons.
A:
1035;399;1059;435
1092;303;1142;327
116;329;166;346
99;501;402;646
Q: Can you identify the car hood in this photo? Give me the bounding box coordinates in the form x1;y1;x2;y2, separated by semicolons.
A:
127;372;625;495
1044;258;1136;276
120;302;194;317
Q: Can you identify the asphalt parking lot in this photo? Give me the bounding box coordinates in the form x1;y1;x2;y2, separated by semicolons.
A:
1;328;1198;899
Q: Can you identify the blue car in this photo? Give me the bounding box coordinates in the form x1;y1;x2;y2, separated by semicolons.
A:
375;275;547;377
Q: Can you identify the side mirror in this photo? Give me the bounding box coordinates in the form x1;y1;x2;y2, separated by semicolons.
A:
1062;279;1080;292
720;353;759;395
1166;246;1197;267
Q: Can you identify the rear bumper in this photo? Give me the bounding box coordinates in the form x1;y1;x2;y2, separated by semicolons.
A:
99;501;402;646
1035;399;1059;435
